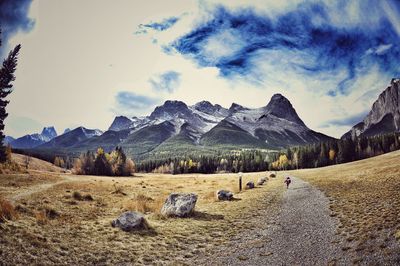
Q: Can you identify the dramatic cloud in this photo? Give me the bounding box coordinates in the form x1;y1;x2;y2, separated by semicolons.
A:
0;0;34;56
149;71;181;93
7;1;400;138
136;16;180;34
169;1;400;96
114;91;159;114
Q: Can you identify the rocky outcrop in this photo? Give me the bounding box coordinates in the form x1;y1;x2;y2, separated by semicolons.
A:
342;79;400;139
161;193;197;217
111;211;148;231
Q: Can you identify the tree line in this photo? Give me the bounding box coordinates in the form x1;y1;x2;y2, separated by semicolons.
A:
73;147;135;176
269;132;400;170
137;150;270;174
11;132;400;175
136;132;400;174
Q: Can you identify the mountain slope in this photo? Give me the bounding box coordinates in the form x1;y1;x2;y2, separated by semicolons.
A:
38;127;102;149
200;120;268;148
120;121;176;155
9;127;58;149
72;129;131;152
342;79;400;139
223;94;334;149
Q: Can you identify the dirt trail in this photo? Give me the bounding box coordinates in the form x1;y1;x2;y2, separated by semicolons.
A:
9;174;79;203
197;176;349;265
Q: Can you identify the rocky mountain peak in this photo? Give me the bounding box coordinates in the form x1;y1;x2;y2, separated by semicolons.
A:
265;94;304;125
229;103;248;113
194;100;227;115
194;100;213;111
41;126;57;140
363;79;399;129
109;116;132;131
150;100;190;120
342;78;400;139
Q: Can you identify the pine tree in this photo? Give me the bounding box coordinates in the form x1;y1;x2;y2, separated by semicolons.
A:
0;30;21;162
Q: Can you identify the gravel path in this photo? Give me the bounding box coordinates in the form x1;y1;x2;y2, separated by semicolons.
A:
198;177;349;265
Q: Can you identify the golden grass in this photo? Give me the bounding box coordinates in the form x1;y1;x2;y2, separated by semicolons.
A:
0;196;18;222
395;230;400;241
287;150;400;264
0;168;281;265
34;210;48;225
12;154;64;173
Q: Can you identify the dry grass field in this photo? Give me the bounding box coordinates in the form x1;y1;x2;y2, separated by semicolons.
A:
0;155;284;265
288;150;400;264
1;151;400;265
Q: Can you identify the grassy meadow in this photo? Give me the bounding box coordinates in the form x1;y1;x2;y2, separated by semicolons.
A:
1;151;400;264
0;154;284;265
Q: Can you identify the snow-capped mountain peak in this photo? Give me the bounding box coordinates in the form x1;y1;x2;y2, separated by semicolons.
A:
264;93;305;125
41;126;57;140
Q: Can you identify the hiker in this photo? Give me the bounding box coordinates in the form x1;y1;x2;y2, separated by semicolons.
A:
284;176;291;189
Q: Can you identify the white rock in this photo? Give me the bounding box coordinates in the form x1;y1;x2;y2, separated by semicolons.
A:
161;193;198;217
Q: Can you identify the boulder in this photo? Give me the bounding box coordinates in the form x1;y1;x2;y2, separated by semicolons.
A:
246;181;255;189
269;173;276;178
257;177;267;185
161;193;198;217
216;190;233;201
111;211;148;231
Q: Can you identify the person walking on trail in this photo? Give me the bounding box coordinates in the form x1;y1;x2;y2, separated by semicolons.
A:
284;176;292;189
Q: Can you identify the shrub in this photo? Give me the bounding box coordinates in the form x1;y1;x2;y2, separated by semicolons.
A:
72;191;83;200
35;210;48;225
73;191;93;201
124;194;164;214
0;197;18;222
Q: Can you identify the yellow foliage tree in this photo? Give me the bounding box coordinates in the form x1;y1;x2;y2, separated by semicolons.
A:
329;149;336;161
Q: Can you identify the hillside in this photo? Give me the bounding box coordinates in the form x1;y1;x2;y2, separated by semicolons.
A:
11;154;64;173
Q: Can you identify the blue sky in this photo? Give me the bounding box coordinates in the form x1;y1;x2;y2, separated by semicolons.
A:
3;0;400;138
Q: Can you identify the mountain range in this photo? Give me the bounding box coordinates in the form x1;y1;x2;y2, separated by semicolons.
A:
7;79;400;160
13;93;332;159
6;127;58;149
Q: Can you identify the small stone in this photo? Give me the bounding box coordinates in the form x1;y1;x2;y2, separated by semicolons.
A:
111;211;148;231
246;181;255;189
216;190;234;201
257;177;267;185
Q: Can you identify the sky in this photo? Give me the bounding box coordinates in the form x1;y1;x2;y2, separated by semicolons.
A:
2;0;400;138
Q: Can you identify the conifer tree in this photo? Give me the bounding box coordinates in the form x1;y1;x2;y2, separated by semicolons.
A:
0;30;21;162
